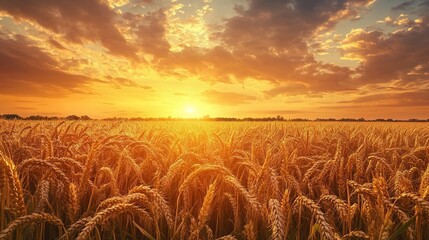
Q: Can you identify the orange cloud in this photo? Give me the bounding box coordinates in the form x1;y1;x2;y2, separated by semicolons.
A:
0;34;96;96
340;28;385;61
152;0;373;95
106;76;153;90
342;16;429;85
337;89;429;108
0;0;138;60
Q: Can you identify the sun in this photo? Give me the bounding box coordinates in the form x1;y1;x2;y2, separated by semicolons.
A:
184;105;197;117
185;106;195;114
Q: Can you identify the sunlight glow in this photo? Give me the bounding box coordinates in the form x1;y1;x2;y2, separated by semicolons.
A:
185;106;195;115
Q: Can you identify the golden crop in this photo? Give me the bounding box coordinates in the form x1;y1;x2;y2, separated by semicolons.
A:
1;120;428;240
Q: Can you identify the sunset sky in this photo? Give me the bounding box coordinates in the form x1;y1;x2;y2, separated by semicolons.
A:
1;0;429;119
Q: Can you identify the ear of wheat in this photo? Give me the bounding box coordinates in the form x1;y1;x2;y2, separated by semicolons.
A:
0;213;64;239
0;150;26;217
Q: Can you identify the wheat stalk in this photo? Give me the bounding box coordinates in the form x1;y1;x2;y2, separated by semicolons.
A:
0;150;26;216
292;195;337;240
0;213;63;239
77;203;150;240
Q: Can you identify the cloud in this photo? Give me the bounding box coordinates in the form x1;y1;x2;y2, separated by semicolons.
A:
48;38;67;50
2;0;427;108
202;89;257;105
219;0;374;54
392;0;415;11
60;58;90;70
377;14;422;27
106;76;153;89
337;89;429;108
123;9;170;58
341;16;429;85
0;0;374;97
264;82;310;97
159;46;354;94
0;34;96;96
156;0;372;94
340;28;385;61
0;0;137;60
158;46;279;82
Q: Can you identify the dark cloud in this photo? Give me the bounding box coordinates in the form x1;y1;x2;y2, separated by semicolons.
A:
392;0;415;11
341;17;429;85
138;11;170;58
48;38;67;50
0;0;137;60
293;63;354;92
0;34;96;96
219;0;373;54
157;0;370;94
202;89;257;105
123;10;170;58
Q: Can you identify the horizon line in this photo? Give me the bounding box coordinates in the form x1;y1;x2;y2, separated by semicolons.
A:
1;113;429;122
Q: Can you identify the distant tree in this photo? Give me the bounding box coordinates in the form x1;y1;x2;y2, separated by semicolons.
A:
80;115;91;120
65;115;80;120
26;115;60;120
27;115;44;120
408;118;426;122
1;114;23;120
289;118;309;122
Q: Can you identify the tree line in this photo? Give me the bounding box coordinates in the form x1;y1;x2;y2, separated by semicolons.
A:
1;114;429;122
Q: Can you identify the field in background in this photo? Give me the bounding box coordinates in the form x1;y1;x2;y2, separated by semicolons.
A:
1;120;429;240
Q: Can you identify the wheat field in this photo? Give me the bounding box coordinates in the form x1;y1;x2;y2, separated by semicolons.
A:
0;120;428;240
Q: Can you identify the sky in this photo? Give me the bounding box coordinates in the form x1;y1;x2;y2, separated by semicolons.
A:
0;0;429;119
